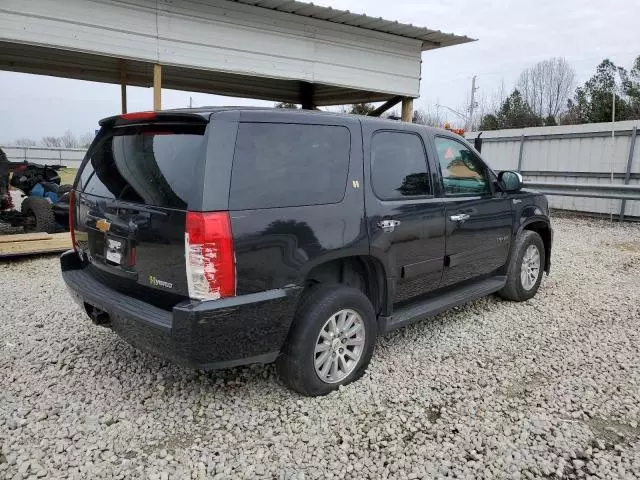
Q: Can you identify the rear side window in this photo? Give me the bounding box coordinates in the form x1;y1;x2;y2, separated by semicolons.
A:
78;124;206;209
371;131;431;200
229;123;350;210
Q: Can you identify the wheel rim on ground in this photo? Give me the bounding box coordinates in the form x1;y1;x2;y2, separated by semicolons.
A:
520;244;541;290
314;308;365;384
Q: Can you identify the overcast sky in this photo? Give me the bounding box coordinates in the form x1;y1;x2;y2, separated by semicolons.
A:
0;0;637;144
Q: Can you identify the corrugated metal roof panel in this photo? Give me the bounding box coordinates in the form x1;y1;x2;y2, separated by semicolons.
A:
230;0;475;49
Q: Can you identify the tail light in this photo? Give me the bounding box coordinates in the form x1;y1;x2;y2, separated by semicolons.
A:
127;246;137;267
69;189;77;252
185;211;236;300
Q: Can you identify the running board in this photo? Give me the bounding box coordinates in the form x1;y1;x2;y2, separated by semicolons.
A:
379;276;507;334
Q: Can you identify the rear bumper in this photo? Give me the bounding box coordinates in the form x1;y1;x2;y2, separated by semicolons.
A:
60;250;300;370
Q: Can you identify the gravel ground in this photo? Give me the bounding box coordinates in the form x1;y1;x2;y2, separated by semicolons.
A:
1;216;640;480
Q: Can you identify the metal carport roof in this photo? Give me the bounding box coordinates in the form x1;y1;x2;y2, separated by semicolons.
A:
231;0;475;50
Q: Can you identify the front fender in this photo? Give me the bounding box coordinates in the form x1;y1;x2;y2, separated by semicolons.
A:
515;210;553;273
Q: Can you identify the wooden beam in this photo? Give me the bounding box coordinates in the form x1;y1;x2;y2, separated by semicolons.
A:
120;61;127;114
368;96;403;117
153;63;162;111
0;232;71;257
300;81;315;110
401;97;413;122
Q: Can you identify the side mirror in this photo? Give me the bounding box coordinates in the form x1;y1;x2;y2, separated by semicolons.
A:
498;170;523;192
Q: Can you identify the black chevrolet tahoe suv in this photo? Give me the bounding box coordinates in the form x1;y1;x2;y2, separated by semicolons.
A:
61;107;552;396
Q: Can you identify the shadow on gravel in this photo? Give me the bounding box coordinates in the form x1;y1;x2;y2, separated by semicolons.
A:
0;252;62;264
378;294;502;349
88;332;284;395
586;417;640;447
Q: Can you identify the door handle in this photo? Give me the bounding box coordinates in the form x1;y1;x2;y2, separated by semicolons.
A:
378;219;401;232
450;213;470;222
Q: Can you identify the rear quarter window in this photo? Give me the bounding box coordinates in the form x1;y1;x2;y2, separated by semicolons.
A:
370;131;431;200
229;123;350;210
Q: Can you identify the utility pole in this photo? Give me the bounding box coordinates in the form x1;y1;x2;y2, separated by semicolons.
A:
467;75;479;131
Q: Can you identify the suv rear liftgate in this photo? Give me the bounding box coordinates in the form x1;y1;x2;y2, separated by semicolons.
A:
63;111;300;368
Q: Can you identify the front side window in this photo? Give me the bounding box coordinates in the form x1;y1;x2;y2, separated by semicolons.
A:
230;123;350;210
435;137;490;196
371;131;431;200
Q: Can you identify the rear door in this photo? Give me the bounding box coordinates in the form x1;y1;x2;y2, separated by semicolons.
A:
72;114;209;307
363;125;446;305
226;113;365;295
431;135;512;287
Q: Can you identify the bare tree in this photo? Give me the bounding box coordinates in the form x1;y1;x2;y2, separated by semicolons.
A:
60;130;79;148
467;96;491;131
412;108;444;126
13;137;37;147
517;57;576;122
41;136;62;147
79;132;95;148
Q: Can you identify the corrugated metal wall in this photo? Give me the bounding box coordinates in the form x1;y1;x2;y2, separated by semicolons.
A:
466;120;640;218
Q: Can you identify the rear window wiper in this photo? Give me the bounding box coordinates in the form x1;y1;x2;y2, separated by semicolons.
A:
103;199;169;216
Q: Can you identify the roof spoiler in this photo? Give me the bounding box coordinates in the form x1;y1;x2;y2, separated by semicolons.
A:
99;111;209;127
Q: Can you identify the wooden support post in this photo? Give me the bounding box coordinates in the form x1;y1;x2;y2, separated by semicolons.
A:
401;97;413;122
153;63;162;111
120;61;127;114
300;81;315;110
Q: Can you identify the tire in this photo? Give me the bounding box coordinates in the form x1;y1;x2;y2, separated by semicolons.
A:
276;284;377;396
498;230;545;302
21;197;56;233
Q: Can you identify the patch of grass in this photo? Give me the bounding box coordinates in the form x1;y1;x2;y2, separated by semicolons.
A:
58;168;78;185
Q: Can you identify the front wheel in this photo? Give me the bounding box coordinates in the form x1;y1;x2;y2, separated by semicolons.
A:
498;230;545;302
277;284;377;396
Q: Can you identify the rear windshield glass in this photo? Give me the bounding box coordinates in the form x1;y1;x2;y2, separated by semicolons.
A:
77;124;206;209
229;123;350;210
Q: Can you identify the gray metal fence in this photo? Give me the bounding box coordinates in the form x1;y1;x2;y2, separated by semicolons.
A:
5;123;640;219
1;146;85;168
466;120;640;219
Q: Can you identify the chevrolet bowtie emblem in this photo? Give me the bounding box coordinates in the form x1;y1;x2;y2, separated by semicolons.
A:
96;218;111;233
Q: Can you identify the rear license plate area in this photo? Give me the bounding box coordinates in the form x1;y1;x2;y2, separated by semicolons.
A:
105;236;126;265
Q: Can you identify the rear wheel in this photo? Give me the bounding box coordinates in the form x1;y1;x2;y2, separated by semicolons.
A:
277;284;377;396
21;197;56;233
498;230;545;301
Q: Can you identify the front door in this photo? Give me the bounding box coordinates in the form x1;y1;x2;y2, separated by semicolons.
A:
364;127;446;305
432;135;512;287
